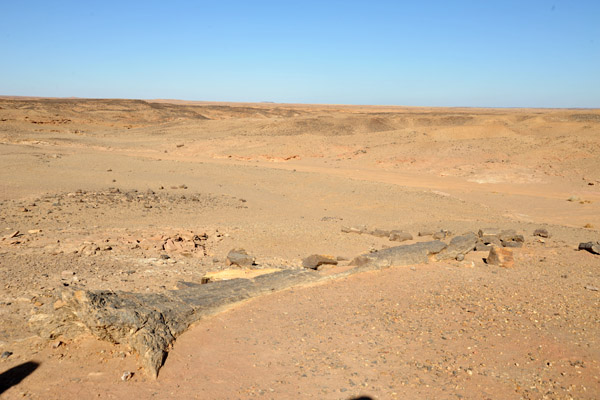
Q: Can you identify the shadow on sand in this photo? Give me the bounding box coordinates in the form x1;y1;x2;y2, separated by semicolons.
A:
0;361;40;395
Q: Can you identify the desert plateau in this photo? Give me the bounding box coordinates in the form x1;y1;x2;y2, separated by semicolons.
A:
0;97;599;399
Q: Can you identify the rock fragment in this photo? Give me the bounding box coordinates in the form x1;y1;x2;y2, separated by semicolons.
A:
341;225;367;234
226;248;255;267
478;228;501;238
474;242;491;252
498;229;524;247
1;351;12;359
302;254;338;270
578;241;600;255
388;230;413;242
486;247;514;268
370;229;391;238
533;228;550;238
436;232;478;261
432;230;449;240
418;230;435;237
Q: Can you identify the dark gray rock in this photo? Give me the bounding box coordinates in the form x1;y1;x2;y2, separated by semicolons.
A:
579;241;600;255
302;254;338;269
1;351;12;359
435;232;478;261
389;230;413;242
226;248;255;267
39;269;322;378
350;241;447;269
533;228;550;238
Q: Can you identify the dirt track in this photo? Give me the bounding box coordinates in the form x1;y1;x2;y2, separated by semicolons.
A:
0;98;599;399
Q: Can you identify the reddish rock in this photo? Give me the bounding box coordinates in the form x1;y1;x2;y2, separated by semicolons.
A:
486;247;514;268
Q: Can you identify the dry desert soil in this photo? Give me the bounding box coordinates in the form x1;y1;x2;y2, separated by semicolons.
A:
0;98;599;399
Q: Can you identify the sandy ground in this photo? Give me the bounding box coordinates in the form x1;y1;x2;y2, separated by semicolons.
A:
0;98;599;399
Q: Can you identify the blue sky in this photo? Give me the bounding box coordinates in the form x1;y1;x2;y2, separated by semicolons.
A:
0;1;598;107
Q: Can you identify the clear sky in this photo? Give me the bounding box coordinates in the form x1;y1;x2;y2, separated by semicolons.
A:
0;1;598;107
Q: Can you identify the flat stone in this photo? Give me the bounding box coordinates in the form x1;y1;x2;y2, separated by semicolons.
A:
388;230;413;242
436;232;478;261
302;254;338;270
486;247;514;268
350;241;447;269
226;248;255;267
418;230;435;237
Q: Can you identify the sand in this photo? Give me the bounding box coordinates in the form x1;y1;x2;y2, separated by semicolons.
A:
0;98;598;399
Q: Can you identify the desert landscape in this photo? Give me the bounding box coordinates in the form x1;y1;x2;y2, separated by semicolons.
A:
0;97;599;399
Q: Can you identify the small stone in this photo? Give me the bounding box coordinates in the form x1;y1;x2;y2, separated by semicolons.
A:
342;225;367;234
178;184;188;189
567;196;580;202
432;230;450;240
533;228;550;238
498;229;524;243
27;229;42;234
61;270;75;280
389;231;413;242
370;229;391;238
160;254;170;260
121;371;134;381
53;300;67;310
34;301;43;307
456;254;465;261
226;248;255;267
418;230;435;237
51;340;63;349
584;285;599;291
302;254;338;270
1;351;12;359
486;247;514;268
